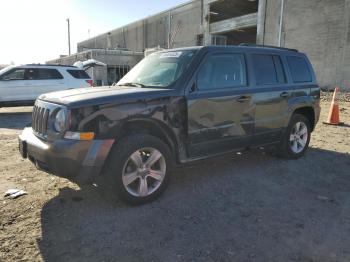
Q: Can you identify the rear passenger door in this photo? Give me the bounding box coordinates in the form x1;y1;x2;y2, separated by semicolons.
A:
31;68;65;97
250;53;290;145
186;52;255;157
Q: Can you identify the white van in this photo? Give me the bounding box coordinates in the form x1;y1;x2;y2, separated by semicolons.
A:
0;64;93;107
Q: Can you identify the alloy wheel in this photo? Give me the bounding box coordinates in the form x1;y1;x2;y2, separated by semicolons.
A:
122;147;166;197
289;122;308;154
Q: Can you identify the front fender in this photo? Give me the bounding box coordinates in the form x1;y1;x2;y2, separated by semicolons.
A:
72;96;188;162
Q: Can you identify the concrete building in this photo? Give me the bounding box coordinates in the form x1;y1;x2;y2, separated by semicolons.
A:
263;0;350;91
50;0;350;90
48;49;143;85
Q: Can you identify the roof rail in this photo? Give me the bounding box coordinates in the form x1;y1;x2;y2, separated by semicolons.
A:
239;43;298;52
25;63;77;68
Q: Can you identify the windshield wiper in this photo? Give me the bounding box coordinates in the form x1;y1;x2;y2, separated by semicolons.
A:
118;82;145;88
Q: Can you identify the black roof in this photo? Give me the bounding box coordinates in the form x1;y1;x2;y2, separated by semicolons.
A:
166;44;299;54
238;43;298;52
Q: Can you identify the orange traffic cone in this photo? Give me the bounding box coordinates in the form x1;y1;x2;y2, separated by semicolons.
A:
323;87;342;125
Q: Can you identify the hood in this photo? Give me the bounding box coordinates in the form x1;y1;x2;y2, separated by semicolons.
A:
38;86;177;108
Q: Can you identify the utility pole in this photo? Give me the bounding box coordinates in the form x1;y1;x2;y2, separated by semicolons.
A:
278;0;285;47
66;18;71;55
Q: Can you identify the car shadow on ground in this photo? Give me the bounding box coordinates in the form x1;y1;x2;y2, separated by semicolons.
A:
0;108;32;129
37;148;350;262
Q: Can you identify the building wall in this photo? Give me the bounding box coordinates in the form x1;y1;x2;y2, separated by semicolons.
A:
75;0;350;90
47;50;143;85
263;0;350;90
78;1;203;52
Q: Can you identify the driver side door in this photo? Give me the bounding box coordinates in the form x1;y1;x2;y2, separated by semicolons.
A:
0;68;33;102
186;52;254;157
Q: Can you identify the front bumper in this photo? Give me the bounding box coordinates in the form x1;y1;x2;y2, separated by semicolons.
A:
19;127;114;184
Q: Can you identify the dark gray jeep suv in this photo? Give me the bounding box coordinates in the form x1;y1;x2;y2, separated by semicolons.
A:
19;45;320;204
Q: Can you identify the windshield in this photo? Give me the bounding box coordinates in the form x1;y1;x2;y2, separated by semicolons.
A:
117;50;197;88
0;65;15;76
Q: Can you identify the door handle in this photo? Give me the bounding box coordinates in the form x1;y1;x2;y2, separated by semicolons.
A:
280;92;289;98
236;96;250;103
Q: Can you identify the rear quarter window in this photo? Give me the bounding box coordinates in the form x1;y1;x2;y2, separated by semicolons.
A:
67;70;90;79
287;56;312;83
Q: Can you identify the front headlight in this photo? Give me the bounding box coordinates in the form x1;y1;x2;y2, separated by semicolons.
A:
54;109;68;133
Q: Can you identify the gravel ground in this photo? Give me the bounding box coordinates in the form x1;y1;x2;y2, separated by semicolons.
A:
0;93;350;262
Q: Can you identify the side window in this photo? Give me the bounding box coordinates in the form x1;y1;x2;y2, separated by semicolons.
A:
197;53;246;90
287;56;312;83
26;68;37;80
1;68;26;80
273;56;286;84
252;54;286;85
37;69;63;80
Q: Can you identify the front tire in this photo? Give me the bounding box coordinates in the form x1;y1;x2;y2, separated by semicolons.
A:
277;114;311;159
103;134;173;205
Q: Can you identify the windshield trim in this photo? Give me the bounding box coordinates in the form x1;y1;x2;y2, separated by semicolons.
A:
115;81;177;90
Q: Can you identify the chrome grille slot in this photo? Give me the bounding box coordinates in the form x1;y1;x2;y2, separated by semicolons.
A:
36;107;42;133
42;109;49;134
32;105;50;136
32;106;37;131
39;107;45;133
32;105;38;133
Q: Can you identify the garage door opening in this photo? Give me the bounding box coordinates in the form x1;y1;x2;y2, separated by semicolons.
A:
208;0;258;46
212;26;257;46
107;65;130;85
210;0;258;23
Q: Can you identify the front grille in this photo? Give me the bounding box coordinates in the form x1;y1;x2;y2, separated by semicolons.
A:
32;105;50;136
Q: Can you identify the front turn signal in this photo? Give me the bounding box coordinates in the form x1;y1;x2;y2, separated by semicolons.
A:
64;131;95;141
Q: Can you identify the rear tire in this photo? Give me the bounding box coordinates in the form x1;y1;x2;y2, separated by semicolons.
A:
102;134;173;205
277;114;311;159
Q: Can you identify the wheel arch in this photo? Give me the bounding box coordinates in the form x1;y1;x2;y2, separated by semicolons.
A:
291;106;316;131
109;118;180;162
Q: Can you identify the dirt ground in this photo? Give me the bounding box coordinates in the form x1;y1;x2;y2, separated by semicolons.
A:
0;93;349;262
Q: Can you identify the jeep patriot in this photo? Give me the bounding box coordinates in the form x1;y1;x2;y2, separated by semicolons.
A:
19;45;320;204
